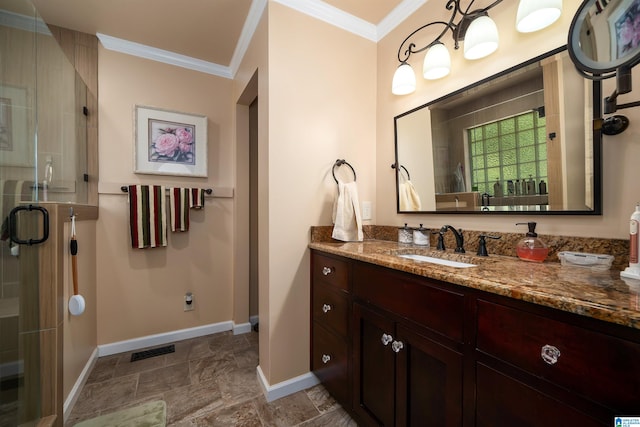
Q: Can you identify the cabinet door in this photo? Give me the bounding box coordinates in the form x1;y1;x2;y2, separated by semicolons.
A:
353;303;396;427
476;363;606;427
395;324;463;427
311;322;349;405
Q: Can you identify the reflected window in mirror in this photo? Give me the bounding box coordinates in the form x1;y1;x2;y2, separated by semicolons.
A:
468;110;548;200
394;47;602;215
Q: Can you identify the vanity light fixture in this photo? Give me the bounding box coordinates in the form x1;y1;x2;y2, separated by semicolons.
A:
516;0;563;33
392;0;563;95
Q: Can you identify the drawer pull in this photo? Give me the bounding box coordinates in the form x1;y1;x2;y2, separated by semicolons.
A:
322;303;332;313
322;354;331;364
381;333;393;346
541;344;561;365
392;340;404;353
322;266;333;276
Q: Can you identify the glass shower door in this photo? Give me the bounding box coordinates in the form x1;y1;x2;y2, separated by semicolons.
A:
0;0;43;425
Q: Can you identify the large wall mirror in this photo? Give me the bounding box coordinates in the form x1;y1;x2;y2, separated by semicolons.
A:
394;47;602;215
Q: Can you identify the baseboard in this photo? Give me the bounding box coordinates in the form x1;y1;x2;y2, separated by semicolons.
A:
63;347;98;423
233;322;252;335
249;315;259;326
256;365;320;402
97;321;234;356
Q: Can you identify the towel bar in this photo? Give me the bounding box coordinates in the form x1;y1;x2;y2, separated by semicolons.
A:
120;186;213;195
332;159;356;184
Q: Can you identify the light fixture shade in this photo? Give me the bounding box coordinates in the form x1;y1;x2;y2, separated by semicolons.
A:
423;43;451;80
463;15;499;60
392;62;416;95
516;0;562;33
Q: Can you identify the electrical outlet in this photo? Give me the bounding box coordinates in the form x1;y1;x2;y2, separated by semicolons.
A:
184;293;194;311
362;201;372;220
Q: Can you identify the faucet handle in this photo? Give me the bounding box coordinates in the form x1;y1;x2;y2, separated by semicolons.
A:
432;230;445;251
477;234;501;256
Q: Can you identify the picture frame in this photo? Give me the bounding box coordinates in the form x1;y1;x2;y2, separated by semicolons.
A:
610;0;640;61
134;105;208;177
0;85;33;167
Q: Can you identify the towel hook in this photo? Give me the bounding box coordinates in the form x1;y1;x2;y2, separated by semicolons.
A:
391;163;410;180
332;159;356;184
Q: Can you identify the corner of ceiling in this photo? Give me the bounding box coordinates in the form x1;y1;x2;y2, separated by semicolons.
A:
95;0;426;79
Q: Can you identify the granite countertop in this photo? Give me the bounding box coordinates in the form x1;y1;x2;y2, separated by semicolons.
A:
309;240;640;330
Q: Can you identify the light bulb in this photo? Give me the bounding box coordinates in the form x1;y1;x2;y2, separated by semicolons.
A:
516;0;562;33
423;43;451;80
464;15;499;60
392;62;416;95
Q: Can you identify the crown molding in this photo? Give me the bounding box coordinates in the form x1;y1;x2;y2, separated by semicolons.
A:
377;0;427;41
272;0;377;41
0;9;51;34
92;0;426;77
229;0;267;77
96;33;233;79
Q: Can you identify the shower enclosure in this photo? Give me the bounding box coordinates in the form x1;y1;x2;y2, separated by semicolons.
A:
0;0;90;424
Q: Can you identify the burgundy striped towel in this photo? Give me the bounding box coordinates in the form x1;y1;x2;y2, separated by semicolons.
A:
128;185;167;248
190;188;205;209
169;188;206;232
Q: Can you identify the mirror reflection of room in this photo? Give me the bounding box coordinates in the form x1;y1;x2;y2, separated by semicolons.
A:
395;48;598;213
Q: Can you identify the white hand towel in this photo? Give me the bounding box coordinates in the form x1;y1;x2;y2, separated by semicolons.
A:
399;180;422;211
332;181;363;242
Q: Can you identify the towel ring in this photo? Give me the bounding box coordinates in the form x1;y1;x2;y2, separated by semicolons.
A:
332;159;356;184
391;163;410;180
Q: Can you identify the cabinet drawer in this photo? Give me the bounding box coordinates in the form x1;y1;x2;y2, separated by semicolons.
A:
354;262;464;343
313;284;349;337
476;299;640;412
312;253;349;291
476;363;605;427
312;322;349;405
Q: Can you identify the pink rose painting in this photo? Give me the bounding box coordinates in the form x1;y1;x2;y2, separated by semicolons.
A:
148;119;195;164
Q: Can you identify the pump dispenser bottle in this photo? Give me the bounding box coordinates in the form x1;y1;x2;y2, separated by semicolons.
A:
515;222;549;262
621;203;640;279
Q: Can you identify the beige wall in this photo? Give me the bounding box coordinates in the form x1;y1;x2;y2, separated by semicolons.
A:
96;48;236;344
233;5;269;384
235;2;377;385
377;0;640;239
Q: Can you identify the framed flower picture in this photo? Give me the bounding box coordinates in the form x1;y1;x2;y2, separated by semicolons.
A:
134;105;208;177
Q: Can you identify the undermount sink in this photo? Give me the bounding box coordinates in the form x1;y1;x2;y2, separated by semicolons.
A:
397;253;477;268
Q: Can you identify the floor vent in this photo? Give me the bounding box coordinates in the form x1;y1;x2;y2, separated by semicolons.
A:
130;344;175;362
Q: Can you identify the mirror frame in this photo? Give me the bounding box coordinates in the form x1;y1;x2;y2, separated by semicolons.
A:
568;0;640;76
394;46;603;215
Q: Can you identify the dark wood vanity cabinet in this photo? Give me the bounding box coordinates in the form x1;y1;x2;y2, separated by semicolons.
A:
353;302;464;426
475;298;640;426
351;262;465;427
310;252;351;406
309;250;640;426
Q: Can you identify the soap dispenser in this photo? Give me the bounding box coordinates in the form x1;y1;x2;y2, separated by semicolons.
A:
515;222;549;262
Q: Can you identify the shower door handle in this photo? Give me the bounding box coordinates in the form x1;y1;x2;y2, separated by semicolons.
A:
8;205;49;245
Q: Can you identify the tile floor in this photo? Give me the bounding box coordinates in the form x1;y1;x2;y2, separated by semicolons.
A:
65;330;357;426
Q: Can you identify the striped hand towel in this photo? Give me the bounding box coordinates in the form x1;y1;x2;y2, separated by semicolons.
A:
189;188;205;209
128;185;167;248
169;188;206;232
169;188;191;232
